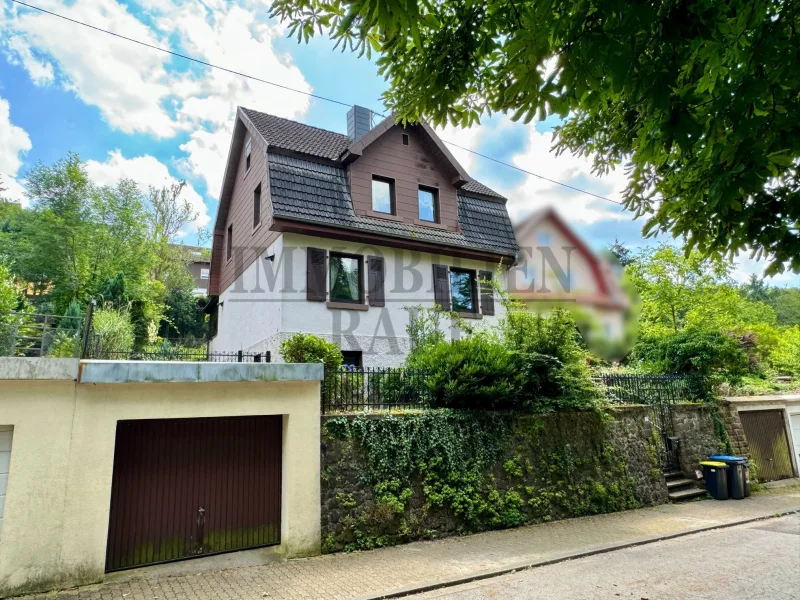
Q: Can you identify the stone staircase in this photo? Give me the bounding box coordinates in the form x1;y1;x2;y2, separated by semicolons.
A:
665;471;707;502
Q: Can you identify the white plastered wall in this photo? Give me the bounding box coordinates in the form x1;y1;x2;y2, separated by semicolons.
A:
212;232;509;366
0;361;321;597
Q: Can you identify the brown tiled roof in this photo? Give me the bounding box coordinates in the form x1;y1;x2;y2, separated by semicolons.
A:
462;179;505;199
240;107;503;198
241;108;351;161
268;154;519;257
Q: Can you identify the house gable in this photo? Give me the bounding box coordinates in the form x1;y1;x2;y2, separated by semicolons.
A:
511;208;621;306
348;124;462;232
209;107;519;297
209;110;277;296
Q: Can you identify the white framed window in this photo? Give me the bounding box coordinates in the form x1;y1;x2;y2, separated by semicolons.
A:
200;268;210;280
245;138;252;172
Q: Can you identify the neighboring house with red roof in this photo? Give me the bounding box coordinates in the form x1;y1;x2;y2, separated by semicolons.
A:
207;106;518;366
509;207;629;340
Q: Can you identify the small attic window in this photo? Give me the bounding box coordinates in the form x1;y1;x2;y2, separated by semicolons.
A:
245;138;252;172
402;134;409;146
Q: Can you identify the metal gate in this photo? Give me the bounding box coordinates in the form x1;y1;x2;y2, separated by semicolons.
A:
106;416;282;571
598;374;690;471
739;410;794;482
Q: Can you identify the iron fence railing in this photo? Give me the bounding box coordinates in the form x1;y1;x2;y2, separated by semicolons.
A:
0;311;86;358
594;373;705;405
322;367;432;413
90;349;271;363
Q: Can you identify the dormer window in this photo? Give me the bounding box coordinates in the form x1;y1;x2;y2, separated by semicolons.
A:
372;176;395;214
418;186;439;223
245;138;252;172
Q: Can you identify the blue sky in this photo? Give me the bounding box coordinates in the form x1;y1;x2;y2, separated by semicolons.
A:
1;0;797;286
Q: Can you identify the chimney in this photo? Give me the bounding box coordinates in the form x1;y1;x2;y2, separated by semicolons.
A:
347;105;373;142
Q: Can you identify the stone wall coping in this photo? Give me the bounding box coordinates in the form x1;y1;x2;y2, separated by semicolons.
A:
0;357;80;380
725;394;800;405
0;357;323;383
78;360;324;384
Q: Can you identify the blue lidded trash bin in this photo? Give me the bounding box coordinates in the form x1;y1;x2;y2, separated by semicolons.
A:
700;461;729;500
709;455;750;499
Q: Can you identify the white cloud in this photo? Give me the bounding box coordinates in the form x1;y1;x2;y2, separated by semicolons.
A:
4;36;54;84
179;127;233;198
505;126;630;225
86;150;210;234
433;115;631;226
3;0;180;138
2;0;312;162
434;123;482;174
730;253;800;286
0;96;32;206
163;3;312;195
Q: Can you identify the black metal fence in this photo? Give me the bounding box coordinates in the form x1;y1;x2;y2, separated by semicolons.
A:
594;372;705;471
90;349;271;363
594;373;705;405
322;367;432;413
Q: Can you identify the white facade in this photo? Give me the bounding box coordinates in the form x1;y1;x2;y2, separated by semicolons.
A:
211;233;508;366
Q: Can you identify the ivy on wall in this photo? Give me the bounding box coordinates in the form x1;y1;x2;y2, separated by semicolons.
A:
321;410;658;553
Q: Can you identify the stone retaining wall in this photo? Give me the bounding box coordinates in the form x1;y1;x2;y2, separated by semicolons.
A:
721;402;751;459
671;404;723;476
320;408;668;553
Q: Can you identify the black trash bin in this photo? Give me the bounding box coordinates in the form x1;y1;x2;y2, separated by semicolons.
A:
700;461;729;500
709;455;749;499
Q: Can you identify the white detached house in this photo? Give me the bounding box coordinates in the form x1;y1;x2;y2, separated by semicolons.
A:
207;106;519;367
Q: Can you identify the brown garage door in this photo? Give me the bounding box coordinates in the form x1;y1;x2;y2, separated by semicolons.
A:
739;410;794;482
106;416;282;571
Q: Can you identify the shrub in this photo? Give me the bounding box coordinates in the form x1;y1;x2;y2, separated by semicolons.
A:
772;326;800;376
57;300;83;336
632;329;749;387
93;307;135;356
499;308;599;405
414;335;527;410
280;333;343;371
46;331;80;358
404;305;447;367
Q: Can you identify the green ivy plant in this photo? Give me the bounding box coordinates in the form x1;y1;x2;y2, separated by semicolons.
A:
321;411;649;552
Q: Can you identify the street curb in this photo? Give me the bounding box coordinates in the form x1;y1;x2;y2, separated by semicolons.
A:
357;507;800;600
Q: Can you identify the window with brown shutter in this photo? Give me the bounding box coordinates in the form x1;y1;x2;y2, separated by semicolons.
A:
432;264;450;311
479;270;495;315
307;248;327;301
368;256;385;307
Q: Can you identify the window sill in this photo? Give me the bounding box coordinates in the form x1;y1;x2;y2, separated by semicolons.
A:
456;311;483;320
414;218;449;230
366;209;405;222
327;301;369;311
252;222;262;235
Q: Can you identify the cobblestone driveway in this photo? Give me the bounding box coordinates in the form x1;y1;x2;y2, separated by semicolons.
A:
21;487;800;600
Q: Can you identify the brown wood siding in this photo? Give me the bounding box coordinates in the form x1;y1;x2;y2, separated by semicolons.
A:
349;125;459;231
218;119;280;294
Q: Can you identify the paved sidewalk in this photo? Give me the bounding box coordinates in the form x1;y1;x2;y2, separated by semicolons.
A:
23;487;800;600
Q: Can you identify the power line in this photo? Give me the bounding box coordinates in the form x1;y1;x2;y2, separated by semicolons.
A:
10;0;623;207
440;140;623;205
9;0;352;108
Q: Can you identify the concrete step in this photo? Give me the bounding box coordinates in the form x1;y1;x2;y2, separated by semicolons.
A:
663;471;685;481
666;478;697;490
668;487;707;502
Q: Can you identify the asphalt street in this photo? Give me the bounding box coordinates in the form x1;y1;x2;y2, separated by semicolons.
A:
411;515;800;599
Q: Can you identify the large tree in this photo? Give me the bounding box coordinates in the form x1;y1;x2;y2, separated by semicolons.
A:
272;0;800;274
